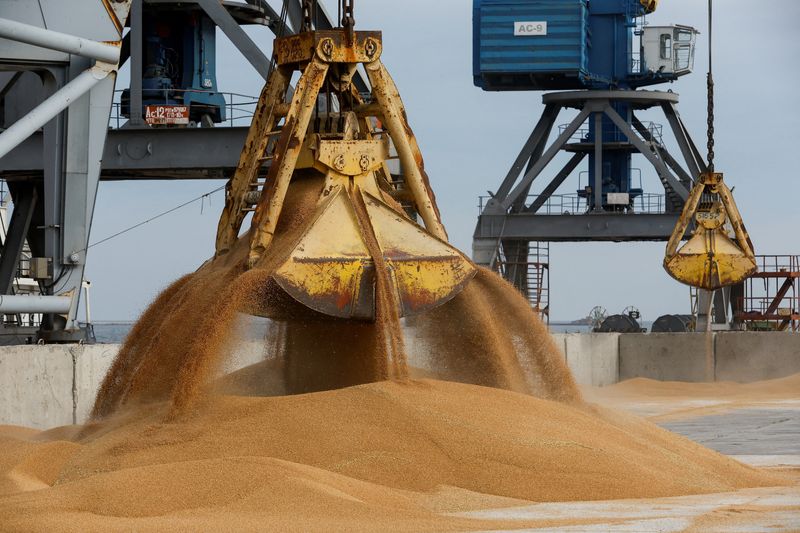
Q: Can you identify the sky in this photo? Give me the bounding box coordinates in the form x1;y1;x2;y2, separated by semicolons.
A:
84;0;800;323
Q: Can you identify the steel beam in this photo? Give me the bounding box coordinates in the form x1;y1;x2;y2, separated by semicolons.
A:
0;185;37;295
526;153;585;214
593;111;602;211
39;68;65;286
1;127;250;179
0;295;71;314
475;213;681;242
0;65;109;159
678;112;708;174
510;106;558;212
632;115;693;188
118;32;130;67
197;0;272;81
490;104;559;210
0;72;22;101
500;240;529;292
603;104;689;201
285;0;304;33
129;0;144;126
247;0;281;27
0;17;120;64
500;107;592;211
662;102;706;178
543;90;679;108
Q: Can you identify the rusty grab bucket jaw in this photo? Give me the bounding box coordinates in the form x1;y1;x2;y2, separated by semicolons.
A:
272;185;476;320
663;172;756;290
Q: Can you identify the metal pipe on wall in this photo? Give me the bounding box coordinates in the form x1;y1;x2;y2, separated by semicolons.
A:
0;65;110;159
0;17;120;64
0;295;71;314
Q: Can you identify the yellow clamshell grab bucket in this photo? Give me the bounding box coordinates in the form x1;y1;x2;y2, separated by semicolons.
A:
273;185;475;320
663;171;756;290
214;28;476;321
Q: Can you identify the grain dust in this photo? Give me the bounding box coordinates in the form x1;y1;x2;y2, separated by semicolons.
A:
93;174;579;418
0;175;789;531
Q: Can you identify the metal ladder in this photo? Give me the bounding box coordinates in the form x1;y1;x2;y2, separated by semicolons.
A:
525;242;550;322
240;129;282;214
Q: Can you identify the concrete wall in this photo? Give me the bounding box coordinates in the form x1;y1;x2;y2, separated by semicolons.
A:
0;345;77;429
550;333;567;363
564;333;619;387
74;344;119;423
1;332;799;429
0;344;120;430
619;333;709;383
715;332;800;382
619;332;800;383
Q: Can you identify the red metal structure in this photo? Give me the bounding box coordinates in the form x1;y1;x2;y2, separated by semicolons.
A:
735;255;800;332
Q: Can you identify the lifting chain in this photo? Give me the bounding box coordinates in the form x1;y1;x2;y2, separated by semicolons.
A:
706;0;715;172
341;0;355;33
301;0;314;32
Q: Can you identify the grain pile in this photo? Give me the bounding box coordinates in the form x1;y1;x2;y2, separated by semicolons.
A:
0;175;790;531
584;373;800;421
0;380;785;531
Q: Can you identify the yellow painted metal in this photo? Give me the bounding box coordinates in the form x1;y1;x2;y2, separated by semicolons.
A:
273;186;475;319
215;66;291;255
365;60;449;241
273;30;383;66
640;0;658;14
361;190;475;316
247;57;329;267
218;29;476;320
315;139;389;176
664;172;756;290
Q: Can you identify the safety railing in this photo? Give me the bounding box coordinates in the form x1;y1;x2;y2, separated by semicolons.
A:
637;121;664;144
108;89;260;129
736;255;799;332
754;255;800;274
577;167;647;192
478;192;666;215
558;124;591;143
557;121;663;145
491;241;550;323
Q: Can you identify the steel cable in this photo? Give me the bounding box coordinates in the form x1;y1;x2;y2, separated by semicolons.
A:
84;185;226;251
706;0;714;172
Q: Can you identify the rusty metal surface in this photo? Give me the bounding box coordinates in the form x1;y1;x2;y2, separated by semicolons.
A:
664;172;756;290
248;57;329;266
640;0;659;14
213;27;476;321
215;66;291;255
735;255;800;331
314;139;389;176
274;30;382;66
273;188;475;320
366;60;448;240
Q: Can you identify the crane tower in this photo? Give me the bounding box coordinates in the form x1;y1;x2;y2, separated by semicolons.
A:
472;0;704;320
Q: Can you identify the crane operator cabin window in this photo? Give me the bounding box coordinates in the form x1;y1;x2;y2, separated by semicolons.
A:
660;34;672;60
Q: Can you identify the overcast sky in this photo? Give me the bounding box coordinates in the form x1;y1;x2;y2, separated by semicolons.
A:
84;0;800;322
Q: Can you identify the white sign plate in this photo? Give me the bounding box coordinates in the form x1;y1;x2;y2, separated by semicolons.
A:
607;193;630;205
514;21;547;36
145;105;190;125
